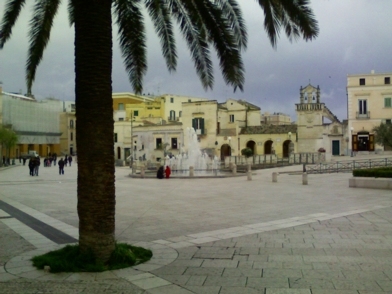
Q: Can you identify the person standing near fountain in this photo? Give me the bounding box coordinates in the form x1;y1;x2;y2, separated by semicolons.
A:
165;166;171;179
157;166;164;179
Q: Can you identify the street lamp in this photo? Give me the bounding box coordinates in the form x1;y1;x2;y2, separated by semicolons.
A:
228;136;232;156
130;112;136;168
350;127;354;157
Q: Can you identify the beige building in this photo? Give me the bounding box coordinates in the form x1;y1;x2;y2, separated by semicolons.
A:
261;112;291;125
347;70;392;153
59;101;76;156
113;93;208;163
296;84;346;157
181;99;262;159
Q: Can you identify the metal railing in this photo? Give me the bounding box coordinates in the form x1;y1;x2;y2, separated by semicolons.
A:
224;152;324;168
305;157;392;174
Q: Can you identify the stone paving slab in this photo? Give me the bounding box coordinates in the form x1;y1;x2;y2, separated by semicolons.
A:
2;160;392;292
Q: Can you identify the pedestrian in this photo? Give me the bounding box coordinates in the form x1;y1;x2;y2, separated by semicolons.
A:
28;158;35;176
58;158;65;175
34;157;40;176
68;155;73;166
23;157;26;166
53;153;57;166
64;155;68;167
165;166;171;179
157;166;164;179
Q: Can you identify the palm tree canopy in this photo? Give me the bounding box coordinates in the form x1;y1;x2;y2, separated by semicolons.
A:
0;0;318;95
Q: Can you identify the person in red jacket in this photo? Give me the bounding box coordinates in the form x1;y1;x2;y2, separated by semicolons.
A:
165;166;171;179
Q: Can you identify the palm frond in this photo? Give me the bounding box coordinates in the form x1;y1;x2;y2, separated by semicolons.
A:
145;0;177;71
277;0;319;41
169;0;213;90
26;0;61;95
194;0;244;91
114;0;147;94
68;0;75;26
255;0;318;47
0;0;26;48
214;0;247;49
255;0;282;48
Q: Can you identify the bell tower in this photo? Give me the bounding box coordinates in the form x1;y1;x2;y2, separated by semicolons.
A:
295;84;325;152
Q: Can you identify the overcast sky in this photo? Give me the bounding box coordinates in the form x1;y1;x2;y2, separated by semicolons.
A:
1;0;392;121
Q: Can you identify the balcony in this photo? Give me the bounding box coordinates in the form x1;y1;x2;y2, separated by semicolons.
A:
356;111;370;119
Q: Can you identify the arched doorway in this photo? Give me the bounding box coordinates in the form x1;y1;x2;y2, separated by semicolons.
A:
282;140;291;158
246;140;256;155
264;140;273;154
220;144;231;160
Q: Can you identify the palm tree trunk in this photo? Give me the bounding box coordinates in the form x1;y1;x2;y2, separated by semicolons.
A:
74;0;115;263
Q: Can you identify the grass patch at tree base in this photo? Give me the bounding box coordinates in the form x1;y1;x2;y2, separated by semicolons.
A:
31;243;152;273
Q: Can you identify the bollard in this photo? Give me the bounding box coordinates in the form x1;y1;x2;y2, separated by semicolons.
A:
247;171;252;181
140;166;145;178
189;166;194;177
232;164;237;176
302;172;308;185
272;172;278;182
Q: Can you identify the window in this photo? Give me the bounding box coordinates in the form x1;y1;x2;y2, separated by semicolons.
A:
359;78;365;86
170;110;176;120
385;77;391;84
171;138;178;149
170;97;174;103
385;97;392;108
133;110;138;117
118;103;124;110
156;138;162;149
70;120;74;128
386;119;392;125
114;133;118;143
192;118;205;135
217;122;220;134
358;99;367;114
70;132;73;141
119;117;124;121
229;114;235;123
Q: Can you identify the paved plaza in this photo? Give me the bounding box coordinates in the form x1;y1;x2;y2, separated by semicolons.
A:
1;156;392;293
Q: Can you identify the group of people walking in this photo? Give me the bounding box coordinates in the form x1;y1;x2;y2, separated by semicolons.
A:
27;154;73;176
28;157;41;176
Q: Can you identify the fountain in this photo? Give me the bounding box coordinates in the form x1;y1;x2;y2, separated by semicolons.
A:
164;128;221;176
132;127;224;177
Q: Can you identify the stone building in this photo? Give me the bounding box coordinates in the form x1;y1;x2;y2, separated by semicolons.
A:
347;70;392;153
59;101;76;156
296;84;346;157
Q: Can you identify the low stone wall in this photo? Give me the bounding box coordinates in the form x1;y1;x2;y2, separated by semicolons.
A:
349;177;392;190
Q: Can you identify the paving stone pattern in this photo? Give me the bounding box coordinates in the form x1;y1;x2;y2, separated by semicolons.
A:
1;158;392;293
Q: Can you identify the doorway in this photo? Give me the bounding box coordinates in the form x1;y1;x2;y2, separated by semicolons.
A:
332;140;340;155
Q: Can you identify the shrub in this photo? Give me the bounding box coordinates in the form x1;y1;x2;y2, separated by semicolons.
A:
353;167;392;178
32;243;152;273
241;148;253;158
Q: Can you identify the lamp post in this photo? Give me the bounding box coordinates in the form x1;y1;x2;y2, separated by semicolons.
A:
130;112;136;167
228;136;232;156
350;127;354;157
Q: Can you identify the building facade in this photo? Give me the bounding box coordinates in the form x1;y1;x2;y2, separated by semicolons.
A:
347;70;392;153
0;85;62;159
296;84;346;157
